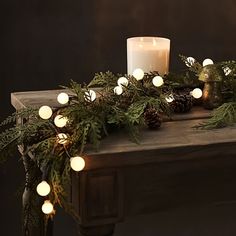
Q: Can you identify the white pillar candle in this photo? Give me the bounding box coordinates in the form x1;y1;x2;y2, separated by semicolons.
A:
127;37;170;76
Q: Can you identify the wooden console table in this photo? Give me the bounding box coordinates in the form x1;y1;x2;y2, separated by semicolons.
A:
11;90;236;236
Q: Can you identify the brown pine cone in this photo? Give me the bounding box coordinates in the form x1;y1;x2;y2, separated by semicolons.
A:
144;107;162;129
171;94;193;113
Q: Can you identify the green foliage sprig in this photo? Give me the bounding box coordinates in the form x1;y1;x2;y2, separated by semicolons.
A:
196;102;236;129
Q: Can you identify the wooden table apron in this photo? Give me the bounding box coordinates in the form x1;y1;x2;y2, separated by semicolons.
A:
11;90;236;236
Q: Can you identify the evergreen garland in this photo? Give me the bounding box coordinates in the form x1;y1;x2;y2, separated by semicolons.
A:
0;56;235;231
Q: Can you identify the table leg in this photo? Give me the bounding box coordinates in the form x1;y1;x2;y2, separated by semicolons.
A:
21;149;45;236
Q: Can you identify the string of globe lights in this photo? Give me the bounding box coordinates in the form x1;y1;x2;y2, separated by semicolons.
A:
36;57;217;215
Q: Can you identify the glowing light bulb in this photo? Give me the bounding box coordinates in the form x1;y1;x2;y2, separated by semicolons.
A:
223;67;232;76
84;90;96;102
202;58;214;67
191;88;203;99
117;77;129;87
152;76;164;87
57;92;69;105
165;94;175;103
36;181;51;197
42;200;54;215
70;156;85;172
185;57;195;67
132;68;144;81
114;86;123;95
57;133;68;144
38;106;53;120
54;115;68;128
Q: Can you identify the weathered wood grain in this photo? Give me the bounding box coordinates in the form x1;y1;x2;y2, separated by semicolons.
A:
12;89;236;236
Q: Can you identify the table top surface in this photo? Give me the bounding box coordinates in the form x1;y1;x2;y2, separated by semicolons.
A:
11;89;236;164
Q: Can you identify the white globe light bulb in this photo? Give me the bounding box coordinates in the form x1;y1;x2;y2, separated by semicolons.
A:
132;68;144;81
42;200;54;215
191;88;203;99
117;77;129;87
57;92;69;105
84;90;96;102
54;115;68;128
186;57;195;67
223;67;232;76
36;181;51;197
38;106;53;120
152;76;164;87
202;58;214;67
165;94;175;103
114;86;123;95
57;133;68;145
70;156;85;172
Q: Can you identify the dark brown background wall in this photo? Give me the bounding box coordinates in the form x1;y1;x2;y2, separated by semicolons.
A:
0;0;235;235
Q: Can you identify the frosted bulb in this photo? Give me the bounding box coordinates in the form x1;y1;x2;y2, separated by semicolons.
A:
165;94;175;103
57;92;69;105
70;156;85;172
36;181;51;197
186;57;195;67
54;115;68;128
117;77;129;87
84;90;96;102
202;58;214;67
42;200;54;215
152;76;164;87
132;68;144;81
38;106;53;120
223;67;232;76
191;88;203;99
114;86;123;95
57;133;68;144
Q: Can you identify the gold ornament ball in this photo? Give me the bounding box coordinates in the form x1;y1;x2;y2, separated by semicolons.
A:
57;92;69;105
36;181;51;196
132;68;144;81
70;156;85;172
42;200;54;215
152;76;164;87
38;106;53;120
54;115;68;128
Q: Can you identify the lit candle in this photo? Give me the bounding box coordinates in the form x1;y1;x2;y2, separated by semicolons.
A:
127;37;170;76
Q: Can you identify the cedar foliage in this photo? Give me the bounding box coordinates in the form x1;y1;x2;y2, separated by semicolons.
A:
0;57;235;230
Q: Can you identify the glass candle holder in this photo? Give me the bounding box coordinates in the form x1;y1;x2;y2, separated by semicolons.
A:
127;37;170;76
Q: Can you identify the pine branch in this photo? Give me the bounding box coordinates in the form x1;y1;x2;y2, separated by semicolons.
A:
195;102;236;129
0;107;37;127
88;71;118;88
179;54;202;74
89;121;102;150
0;127;20;163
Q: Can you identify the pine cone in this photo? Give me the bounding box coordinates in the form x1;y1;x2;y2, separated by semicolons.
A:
144;107;162;129
171;94;193;113
118;94;133;110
